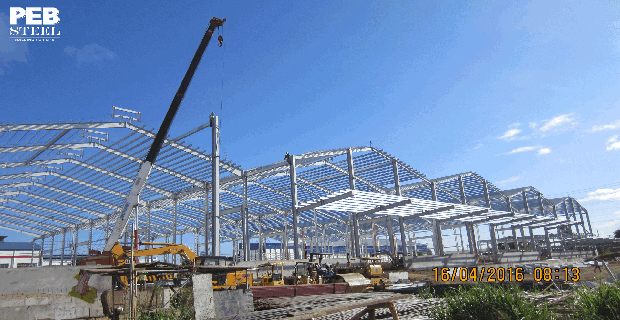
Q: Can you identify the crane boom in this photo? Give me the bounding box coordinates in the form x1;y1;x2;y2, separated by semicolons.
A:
103;17;225;251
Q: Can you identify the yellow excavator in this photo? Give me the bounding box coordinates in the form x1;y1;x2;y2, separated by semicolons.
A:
81;242;197;267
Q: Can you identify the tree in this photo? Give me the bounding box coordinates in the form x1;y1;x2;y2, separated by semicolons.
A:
614;229;620;238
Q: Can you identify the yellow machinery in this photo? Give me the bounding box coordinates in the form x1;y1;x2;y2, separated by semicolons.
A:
361;257;392;290
81;242;197;267
291;261;321;285
255;261;285;286
212;270;253;290
80;242;198;287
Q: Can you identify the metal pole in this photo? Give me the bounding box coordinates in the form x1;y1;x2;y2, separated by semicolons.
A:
39;238;44;266
258;216;263;261
211;114;220;256
393;159;408;256
173;194;178;264
431;182;438;201
72;226;78;266
88;220;93;256
458;175;466;204
483;180;490;208
60;231;66;266
288;154;301;259
105;215;110;242
489;224;498;258
522;191;530;215
204;183;210;256
147;202;152;262
49;235;54;266
346;148;360;257
242;173;250;261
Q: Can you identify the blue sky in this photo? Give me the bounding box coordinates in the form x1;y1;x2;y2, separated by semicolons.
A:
2;1;620;247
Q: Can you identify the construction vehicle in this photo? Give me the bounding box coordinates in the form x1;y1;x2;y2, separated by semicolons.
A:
360;257;392;291
81;242;197;267
212;269;253;290
289;261;321;284
80;241;198;288
254;261;285;286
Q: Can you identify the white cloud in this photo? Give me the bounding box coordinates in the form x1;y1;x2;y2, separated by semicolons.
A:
497;176;520;185
497;146;552;156
592;120;620;132
606;135;620;150
537;148;551;155
474;143;483;149
579;188;620;202
529;122;538;129
539;113;577;132
498;128;523;140
64;43;116;63
508;123;521;129
509;146;538;154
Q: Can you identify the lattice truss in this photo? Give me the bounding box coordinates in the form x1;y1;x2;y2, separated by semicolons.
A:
0;115;593;255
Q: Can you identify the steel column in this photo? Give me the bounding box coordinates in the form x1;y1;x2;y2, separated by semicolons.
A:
258;216;263;261
511;226;518;250
431;182;438;201
538;193;545;215
528;226;535;250
48;235;54;266
288;155;300;259
88;220;93;256
242;173;250;261
72;227;78;266
147;202;152;262
483;180;490;208
105;215;110;242
346;148;360;257
173;194;178;264
60;230;66;266
458;175;466;204
211;115;220;256
522;191;530;215
204;183;209;256
39;238;44;266
432;219;444;256
392;159;408;256
489;224;498;258
465;222;476;254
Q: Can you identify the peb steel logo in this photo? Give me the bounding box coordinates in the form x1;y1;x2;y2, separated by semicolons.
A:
9;7;60;42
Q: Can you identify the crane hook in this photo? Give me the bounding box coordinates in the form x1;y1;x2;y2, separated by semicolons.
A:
218;35;223;47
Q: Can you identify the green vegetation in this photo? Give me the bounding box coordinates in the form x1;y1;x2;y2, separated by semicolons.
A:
572;281;620;320
68;286;97;304
421;281;620;320
137;287;195;320
423;284;555;320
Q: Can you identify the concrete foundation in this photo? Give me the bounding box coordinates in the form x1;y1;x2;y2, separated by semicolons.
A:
213;289;254;318
0;266;111;320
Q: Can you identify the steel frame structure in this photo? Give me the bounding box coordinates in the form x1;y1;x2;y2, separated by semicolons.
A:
0;111;594;264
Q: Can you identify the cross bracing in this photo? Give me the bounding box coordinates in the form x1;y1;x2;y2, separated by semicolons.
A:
0;114;595;264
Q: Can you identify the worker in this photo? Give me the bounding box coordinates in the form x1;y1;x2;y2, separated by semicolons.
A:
594;259;602;273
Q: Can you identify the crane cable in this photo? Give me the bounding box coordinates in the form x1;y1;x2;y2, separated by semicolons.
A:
219;23;225;112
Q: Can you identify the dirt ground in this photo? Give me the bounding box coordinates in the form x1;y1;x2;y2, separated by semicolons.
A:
408;260;620;284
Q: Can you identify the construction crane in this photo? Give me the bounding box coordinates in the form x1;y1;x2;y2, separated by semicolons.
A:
103;17;225;251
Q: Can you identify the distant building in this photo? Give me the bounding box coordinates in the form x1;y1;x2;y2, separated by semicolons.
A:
0;236;40;268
